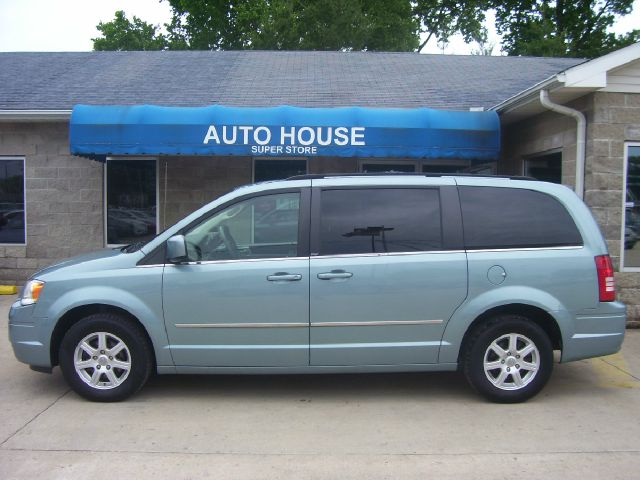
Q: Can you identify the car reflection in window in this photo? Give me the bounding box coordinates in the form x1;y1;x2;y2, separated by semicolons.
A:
255;208;299;244
0;209;25;243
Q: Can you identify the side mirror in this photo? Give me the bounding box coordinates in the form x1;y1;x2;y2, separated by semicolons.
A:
167;235;188;263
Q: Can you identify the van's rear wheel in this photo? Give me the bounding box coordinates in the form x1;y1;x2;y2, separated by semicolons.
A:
59;313;153;402
463;315;553;403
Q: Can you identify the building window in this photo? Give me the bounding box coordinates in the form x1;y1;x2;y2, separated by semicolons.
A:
422;163;469;174
0;157;26;245
524;151;562;183
361;161;416;173
105;159;158;246
622;144;640;270
254;159;307;182
359;159;472;174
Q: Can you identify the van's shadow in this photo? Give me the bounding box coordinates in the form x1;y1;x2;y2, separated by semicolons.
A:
134;360;600;402
141;371;472;401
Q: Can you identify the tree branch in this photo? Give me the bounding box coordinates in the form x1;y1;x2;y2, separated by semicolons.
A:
418;31;435;52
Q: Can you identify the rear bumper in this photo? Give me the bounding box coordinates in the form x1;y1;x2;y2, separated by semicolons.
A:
8;300;51;369
561;302;626;362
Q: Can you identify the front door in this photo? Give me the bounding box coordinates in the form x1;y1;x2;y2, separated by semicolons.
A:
163;188;310;367
309;184;468;366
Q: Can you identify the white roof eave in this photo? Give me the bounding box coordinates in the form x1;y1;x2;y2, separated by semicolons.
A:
490;42;640;115
0;110;72;121
490;76;564;115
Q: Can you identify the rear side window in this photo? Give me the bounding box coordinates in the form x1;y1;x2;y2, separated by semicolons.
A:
319;188;442;255
459;186;583;249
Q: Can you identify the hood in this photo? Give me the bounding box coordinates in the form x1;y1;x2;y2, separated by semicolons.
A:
33;248;130;279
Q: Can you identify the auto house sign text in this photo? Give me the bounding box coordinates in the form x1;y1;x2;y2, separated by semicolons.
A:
203;125;366;155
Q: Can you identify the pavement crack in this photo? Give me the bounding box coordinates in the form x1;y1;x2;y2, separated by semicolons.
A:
600;358;640;382
0;388;71;448
2;447;640;457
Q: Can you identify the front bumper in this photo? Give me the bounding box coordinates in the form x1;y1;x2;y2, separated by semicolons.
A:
8;300;51;369
561;301;627;362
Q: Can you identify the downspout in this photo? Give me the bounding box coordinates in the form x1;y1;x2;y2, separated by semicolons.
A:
539;90;586;199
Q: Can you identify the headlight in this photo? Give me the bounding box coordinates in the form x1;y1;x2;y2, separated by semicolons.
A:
21;280;45;306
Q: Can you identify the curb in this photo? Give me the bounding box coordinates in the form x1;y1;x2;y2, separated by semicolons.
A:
0;286;18;295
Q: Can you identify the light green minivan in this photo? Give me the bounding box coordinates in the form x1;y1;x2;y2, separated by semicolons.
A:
9;174;626;402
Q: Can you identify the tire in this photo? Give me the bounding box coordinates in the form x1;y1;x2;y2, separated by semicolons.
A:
59;313;153;402
462;315;553;403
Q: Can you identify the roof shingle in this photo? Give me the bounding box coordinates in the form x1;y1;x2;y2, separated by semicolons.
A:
0;51;584;111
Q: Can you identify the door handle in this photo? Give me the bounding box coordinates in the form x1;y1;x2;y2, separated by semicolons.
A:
267;273;302;282
317;270;353;280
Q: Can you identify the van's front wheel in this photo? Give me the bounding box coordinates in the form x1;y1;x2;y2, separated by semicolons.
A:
59;313;153;402
463;315;553;403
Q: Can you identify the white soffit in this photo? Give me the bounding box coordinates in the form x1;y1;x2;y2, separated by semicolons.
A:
604;58;640;93
559;42;640;88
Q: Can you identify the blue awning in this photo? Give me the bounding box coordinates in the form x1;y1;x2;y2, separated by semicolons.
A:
70;104;500;161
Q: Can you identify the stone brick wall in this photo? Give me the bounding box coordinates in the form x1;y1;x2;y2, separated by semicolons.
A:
589;92;640;325
160;156;253;229
501;95;590;188
501;92;640;324
0;122;104;285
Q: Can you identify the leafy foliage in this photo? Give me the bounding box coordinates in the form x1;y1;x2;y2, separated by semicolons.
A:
493;0;640;58
92;1;639;57
165;0;419;51
93;11;168;51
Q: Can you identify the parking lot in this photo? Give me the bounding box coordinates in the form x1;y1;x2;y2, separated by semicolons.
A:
1;293;639;479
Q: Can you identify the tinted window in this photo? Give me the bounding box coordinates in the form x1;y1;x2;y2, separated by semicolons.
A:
525;152;562;184
459;186;582;249
184;192;300;261
422;164;466;174
254;160;307;182
320;188;442;255
0;158;25;244
106;160;157;245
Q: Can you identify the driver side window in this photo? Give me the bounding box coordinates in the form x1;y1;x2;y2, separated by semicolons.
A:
184;192;300;261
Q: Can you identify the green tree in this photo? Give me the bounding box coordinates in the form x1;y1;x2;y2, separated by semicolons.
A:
494;0;640;58
165;0;419;51
163;0;257;50
92;1;495;53
93;10;168;51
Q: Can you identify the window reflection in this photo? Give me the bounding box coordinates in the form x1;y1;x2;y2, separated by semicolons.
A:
320;189;442;255
624;146;640;267
106;160;157;245
254;160;307;182
0;159;25;245
184;192;300;261
459;186;582;249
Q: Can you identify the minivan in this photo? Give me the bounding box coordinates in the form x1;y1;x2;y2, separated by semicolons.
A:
9;174;626;402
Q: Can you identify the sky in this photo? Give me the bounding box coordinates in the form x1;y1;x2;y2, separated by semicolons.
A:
0;0;639;55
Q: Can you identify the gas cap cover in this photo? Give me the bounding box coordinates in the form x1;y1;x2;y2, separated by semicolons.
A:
487;265;507;285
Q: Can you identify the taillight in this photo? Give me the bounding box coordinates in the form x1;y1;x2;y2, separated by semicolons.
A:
595;255;616;302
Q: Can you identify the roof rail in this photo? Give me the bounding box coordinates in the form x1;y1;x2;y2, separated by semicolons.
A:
286;172;536;181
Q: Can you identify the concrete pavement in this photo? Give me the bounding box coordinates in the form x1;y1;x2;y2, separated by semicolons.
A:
1;293;639;479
